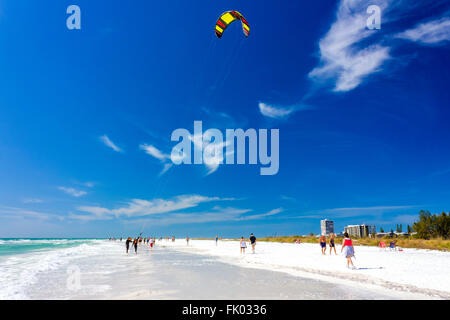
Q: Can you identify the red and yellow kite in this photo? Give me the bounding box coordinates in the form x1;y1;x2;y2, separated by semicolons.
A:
215;11;250;38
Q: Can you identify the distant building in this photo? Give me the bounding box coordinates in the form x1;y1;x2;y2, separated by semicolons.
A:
320;219;335;235
344;224;376;238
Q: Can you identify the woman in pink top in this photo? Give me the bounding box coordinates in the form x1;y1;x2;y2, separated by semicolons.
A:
341;232;356;269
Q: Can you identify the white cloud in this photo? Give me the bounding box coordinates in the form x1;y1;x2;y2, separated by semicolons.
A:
203;139;232;176
22;198;43;204
58;186;87;197
122;206;284;226
258;103;295;119
302;205;417;219
280;195;296;202
70;194;279;225
238;208;283;221
139;144;169;161
159;163;173;176
0;206;52;220
100;135;123;152
73;194;229;220
187;134;231;176
139;143;174;176
396;17;450;44
69;206;112;221
258;102;312;119
309;0;391;92
83;182;95;188
129;207;253;226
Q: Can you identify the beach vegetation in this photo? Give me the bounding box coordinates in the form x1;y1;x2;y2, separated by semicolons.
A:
413;210;450;240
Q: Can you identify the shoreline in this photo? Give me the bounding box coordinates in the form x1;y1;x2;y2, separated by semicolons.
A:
1;239;449;299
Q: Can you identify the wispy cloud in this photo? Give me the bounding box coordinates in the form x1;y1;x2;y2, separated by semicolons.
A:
0;206;53;220
83;182;95;188
69;206;112;221
258;103;299;119
122;206;284;226
125;206;252;226
70;194;277;225
308;0;450;93
22;198;43;204
58;186;87;197
140;144;170;161
308;0;391;92
396;16;450;44
187;133;232;176
238;208;284;221
139;143;173;176
140;137;229;177
361;214;419;226
100;134;123;153
71;194;230;221
320;205;416;216
296;205;418;219
258;102;313;119
280;195;296;202
159;163;173;176
203;139;232;176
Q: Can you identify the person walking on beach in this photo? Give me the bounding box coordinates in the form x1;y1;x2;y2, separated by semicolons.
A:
341;232;356;269
240;237;247;254
133;238;138;254
149;238;154;249
319;234;327;255
125;237;131;254
215;235;219;246
329;233;337;255
249;233;256;254
186;236;189;246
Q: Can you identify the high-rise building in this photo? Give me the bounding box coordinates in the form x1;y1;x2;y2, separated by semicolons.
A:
344;224;376;237
320;219;334;235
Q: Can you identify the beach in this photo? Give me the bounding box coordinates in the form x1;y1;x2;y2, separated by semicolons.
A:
164;239;450;298
0;239;449;299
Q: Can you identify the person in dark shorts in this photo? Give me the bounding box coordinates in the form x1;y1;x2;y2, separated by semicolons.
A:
249;233;256;253
319;234;327;255
125;237;131;254
133;238;138;254
329;233;337;255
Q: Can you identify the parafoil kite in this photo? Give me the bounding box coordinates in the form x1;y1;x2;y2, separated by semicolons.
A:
215;11;250;38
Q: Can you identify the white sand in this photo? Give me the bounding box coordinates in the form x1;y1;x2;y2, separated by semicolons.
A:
162;239;450;298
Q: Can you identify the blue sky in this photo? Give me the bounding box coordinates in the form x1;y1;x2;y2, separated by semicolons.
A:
0;0;449;238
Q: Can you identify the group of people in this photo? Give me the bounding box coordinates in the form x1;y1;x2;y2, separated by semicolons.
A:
120;232;357;269
239;233;257;254
124;236;159;254
319;232;356;269
318;233;338;255
123;235;185;254
125;237;138;254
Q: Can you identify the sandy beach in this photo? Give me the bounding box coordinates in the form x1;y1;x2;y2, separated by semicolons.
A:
162;239;450;299
1;239;449;299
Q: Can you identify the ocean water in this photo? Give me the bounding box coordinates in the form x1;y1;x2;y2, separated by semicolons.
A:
0;239;422;299
0;238;101;256
0;238;105;299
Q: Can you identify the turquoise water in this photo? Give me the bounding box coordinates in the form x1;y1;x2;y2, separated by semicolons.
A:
0;238;103;256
